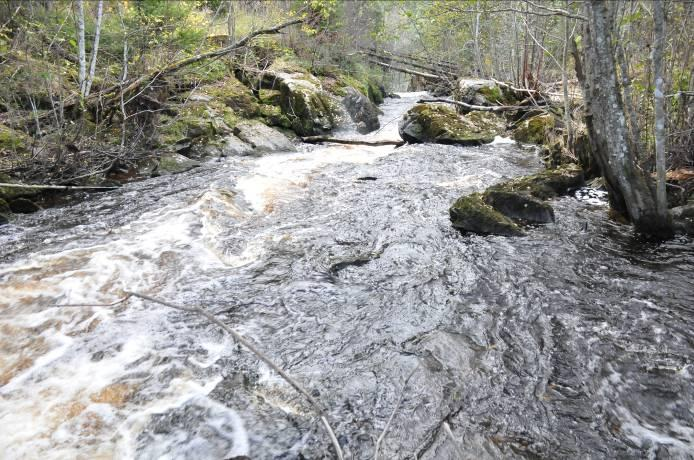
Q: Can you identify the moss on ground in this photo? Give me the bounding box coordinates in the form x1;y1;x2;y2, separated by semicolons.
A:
513;114;556;144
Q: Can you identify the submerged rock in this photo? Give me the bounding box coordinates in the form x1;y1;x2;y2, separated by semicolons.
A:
9;197;41;214
483;190;555;224
342;87;380;134
398;104;503;145
233;121;296;154
450;193;525;237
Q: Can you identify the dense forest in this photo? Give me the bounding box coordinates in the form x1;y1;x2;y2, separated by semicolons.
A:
0;1;693;459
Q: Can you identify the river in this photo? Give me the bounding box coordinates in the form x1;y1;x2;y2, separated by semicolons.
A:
0;94;693;459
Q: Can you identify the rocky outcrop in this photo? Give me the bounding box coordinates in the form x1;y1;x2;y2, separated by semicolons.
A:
233;120;296;154
342;87;380;134
278;74;342;136
450;193;525;237
0;198;10;225
399;104;505;145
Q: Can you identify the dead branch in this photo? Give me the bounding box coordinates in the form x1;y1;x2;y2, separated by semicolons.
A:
301;136;405;147
0;182;118;191
417;98;544;112
121;291;344;460
373;366;419;460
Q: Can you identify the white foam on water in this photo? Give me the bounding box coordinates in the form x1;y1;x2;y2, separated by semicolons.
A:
236;145;394;214
0;190;251;459
491;136;516;145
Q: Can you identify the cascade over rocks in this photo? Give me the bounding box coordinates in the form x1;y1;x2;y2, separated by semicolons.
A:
342;87;380;134
398;103;505;145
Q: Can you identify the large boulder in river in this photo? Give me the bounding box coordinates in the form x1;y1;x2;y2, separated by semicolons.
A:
399;104;505;145
671;204;694;236
278;74;342;136
156;153;200;175
342;87;380;134
450;193;525;237
482;190;555;224
233;120;296;154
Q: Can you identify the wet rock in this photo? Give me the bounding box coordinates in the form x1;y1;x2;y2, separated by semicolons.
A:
221;133;253;156
398;104;502;145
278;75;341;136
489;164;584;200
483;190;555;224
156;153;201;175
0;197;10;214
671;204;694;236
9;197;41;214
342;87;380;134
455;79;518;108
0;213;8;225
450;193;525;236
233;120;296;154
512;113;555;144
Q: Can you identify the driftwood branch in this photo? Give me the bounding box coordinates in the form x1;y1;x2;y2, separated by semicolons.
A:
121;291;344;460
417;98;542;112
0;182;118;191
373;366;419;460
301;136;404;147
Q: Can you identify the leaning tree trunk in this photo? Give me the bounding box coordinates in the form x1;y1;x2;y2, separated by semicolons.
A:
578;1;672;238
76;0;87;97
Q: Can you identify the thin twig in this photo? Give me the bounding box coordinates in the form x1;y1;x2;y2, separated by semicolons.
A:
374;366;419;460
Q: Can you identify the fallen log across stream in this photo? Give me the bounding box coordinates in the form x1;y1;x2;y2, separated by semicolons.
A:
0;182;119;191
301;136;405;147
417;98;547;112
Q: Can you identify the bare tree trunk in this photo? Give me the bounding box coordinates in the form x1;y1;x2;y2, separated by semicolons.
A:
83;0;103;98
578;1;671;238
76;0;86;97
653;0;668;214
562;0;573;148
474;0;483;77
227;0;235;45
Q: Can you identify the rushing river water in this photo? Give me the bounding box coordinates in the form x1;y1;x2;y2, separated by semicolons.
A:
1;94;693;459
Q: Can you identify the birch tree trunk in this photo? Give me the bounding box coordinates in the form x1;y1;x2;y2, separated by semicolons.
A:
653;0;668;214
76;0;86;97
83;0;103;98
473;0;483;77
578;0;672;238
227;0;235;45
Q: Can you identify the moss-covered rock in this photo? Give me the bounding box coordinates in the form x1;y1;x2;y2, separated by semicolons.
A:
367;79;385;105
233;120;296;154
482;190;555;224
0;125;30;153
455;79;518;108
512;114;556;144
203;77;261;118
398;104;503;145
8;197;41;214
488;164;584;199
0;198;10;214
450;193;525;236
279;77;341;136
